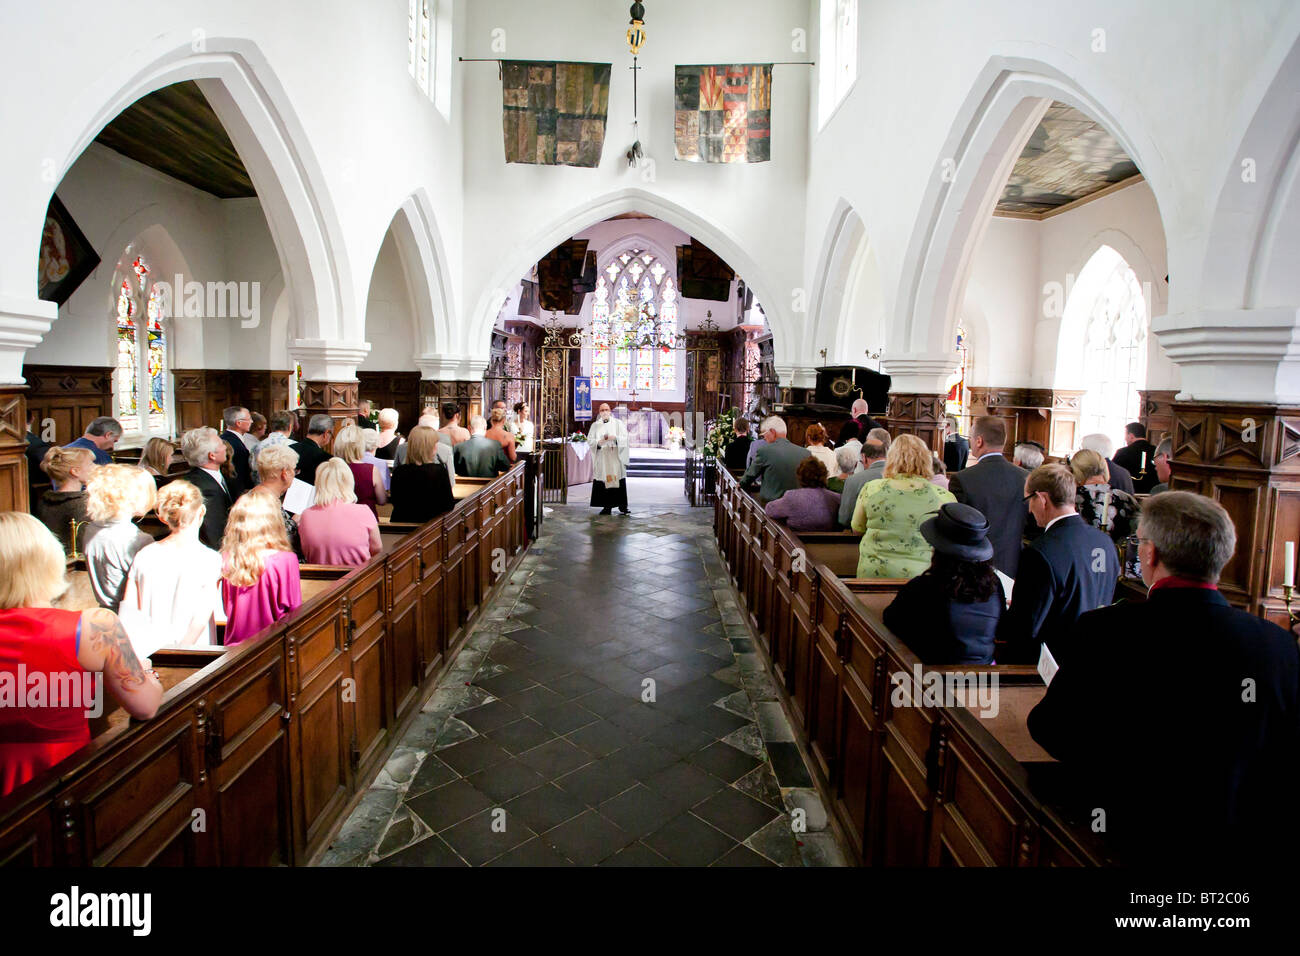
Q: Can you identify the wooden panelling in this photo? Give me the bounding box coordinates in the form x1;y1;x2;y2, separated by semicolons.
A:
0;385;27;513
21;365;112;447
357;371;421;437
884;392;946;453
0;463;529;866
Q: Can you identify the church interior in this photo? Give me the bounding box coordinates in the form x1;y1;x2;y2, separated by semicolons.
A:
1;0;1298;894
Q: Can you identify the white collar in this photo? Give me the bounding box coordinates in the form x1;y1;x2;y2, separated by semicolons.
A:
202;465;226;487
1043;512;1075;533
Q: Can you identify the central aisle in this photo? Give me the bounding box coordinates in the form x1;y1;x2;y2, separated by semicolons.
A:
320;487;847;866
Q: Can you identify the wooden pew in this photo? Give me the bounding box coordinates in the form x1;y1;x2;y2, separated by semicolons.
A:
711;465;1110;867
0;462;531;867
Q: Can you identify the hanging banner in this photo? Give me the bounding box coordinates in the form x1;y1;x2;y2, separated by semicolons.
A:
674;64;773;163
502;61;611;167
574;376;593;422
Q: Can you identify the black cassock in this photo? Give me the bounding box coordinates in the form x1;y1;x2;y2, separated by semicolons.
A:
590;478;628;510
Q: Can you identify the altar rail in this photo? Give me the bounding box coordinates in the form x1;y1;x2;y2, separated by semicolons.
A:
0;463;529;867
713;467;1114;866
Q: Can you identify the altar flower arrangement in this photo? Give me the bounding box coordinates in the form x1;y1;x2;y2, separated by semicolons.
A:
703;407;743;460
568;432;587;443
667;425;685;450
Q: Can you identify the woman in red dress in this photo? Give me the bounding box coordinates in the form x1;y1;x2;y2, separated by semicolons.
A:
0;513;163;797
332;424;387;517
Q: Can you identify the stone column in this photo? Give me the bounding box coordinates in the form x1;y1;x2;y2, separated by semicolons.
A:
0;296;58;513
290;342;370;434
416;355;490;427
879;354;958;453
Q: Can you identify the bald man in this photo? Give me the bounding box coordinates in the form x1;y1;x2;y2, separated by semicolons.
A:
588;403;631;515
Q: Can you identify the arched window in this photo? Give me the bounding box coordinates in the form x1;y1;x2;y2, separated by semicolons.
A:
589;249;679;398
818;0;858;129
112;250;170;439
1056;245;1148;443
408;0;435;100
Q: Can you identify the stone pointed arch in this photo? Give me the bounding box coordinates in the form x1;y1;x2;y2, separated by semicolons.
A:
891;48;1173;391
466;188;788;367
40;35;357;369
382;188;456;360
806;199;889;369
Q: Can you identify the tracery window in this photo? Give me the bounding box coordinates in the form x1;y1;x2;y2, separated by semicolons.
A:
112;252;170;438
408;0;435;100
589;249;679;397
1078;261;1147;441
818;0;858;128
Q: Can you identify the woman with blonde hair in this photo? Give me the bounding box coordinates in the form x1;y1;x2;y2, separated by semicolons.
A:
851;433;956;578
138;437;175;478
803;423;838;477
332;423;387;516
298;459;382;566
36;445;97;553
1069;447;1140;543
220;489;302;645
254;441;303;556
0;512;162;796
389;425;455;523
83;464;157;612
118;480;222;657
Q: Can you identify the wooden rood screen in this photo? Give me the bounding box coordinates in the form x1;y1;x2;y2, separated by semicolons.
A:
0;464;530;867
713;468;1113;867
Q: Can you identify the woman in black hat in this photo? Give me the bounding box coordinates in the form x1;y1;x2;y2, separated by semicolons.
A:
881;502;1005;665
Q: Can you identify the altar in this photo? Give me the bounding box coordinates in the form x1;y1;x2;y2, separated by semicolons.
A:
614;407;669;447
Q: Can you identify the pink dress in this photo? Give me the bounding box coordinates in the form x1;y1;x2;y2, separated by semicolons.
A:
298;502;379;567
221;550;302;646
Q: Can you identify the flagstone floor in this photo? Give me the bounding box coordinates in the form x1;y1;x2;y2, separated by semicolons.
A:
317;495;849;867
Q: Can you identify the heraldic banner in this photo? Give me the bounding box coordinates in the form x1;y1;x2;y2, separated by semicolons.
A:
674;64;773;164
502;61;611;167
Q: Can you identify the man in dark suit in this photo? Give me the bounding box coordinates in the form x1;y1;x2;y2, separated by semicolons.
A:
180;426;237;548
454;415;511;478
1112;421;1158;493
1027;491;1300;864
943;415;970;474
722;417;754;471
291;413;335;485
220;406;254;490
25;409;51;493
739;415;811;503
1080;433;1135;494
947;416;1029;577
355;399;376;430
998;464;1118;664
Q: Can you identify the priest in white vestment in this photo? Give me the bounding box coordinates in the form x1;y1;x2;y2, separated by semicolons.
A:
588;403;631;514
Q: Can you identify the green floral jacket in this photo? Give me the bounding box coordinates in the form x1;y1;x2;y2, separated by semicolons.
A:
851;476;956;579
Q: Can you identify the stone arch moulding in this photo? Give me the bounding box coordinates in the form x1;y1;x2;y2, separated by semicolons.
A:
806;199;873;368
385;188;456;362
466;187;791;373
892;48;1174;391
42;35;358;371
1197;24;1300;311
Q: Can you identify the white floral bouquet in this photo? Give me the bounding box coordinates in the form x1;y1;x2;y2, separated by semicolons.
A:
703;407;744;459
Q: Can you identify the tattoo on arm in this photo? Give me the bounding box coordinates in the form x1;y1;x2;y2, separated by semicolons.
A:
85;609;148;688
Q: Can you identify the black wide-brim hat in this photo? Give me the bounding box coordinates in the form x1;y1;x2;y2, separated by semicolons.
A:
921;502;994;562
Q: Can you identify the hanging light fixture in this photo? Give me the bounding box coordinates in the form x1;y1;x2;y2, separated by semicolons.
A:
627;2;646;55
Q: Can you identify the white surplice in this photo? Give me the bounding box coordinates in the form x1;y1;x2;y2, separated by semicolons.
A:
587;416;630;486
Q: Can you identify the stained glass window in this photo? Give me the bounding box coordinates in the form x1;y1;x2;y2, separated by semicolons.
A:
112;251;170;438
588;248;681;397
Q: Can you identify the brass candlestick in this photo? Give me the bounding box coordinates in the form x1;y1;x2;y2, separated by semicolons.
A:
69;518;89;560
1284;583;1300;630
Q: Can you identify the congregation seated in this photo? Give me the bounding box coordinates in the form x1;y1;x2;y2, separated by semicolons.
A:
0;512;163;798
64;415;121;466
183;426;240;549
997;464;1118;664
836;432;888;529
947;416;1029;578
764;458;841;532
740;415;810;503
390;425;456;523
252;442;303;557
722;416;754;471
220;489;302;646
82;464;156;613
1027;491;1300;865
1149;437;1172;494
373;407;403;461
1079;432;1135;495
138;437;176;479
119;480;221;658
454;416;511;478
291;413;335;485
484;408;518;464
333;423;387;518
1013;440;1045;471
882;503;1004;665
1069;448;1140;544
395;411;455;486
298;459;382;567
827;445;858;493
803;423;838;477
250;409;296;484
35;445;96;554
851;434;956;579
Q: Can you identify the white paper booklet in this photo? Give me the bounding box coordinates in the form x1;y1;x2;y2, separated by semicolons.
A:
994;568;1015;605
282;478;317;515
1037;641;1060;687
